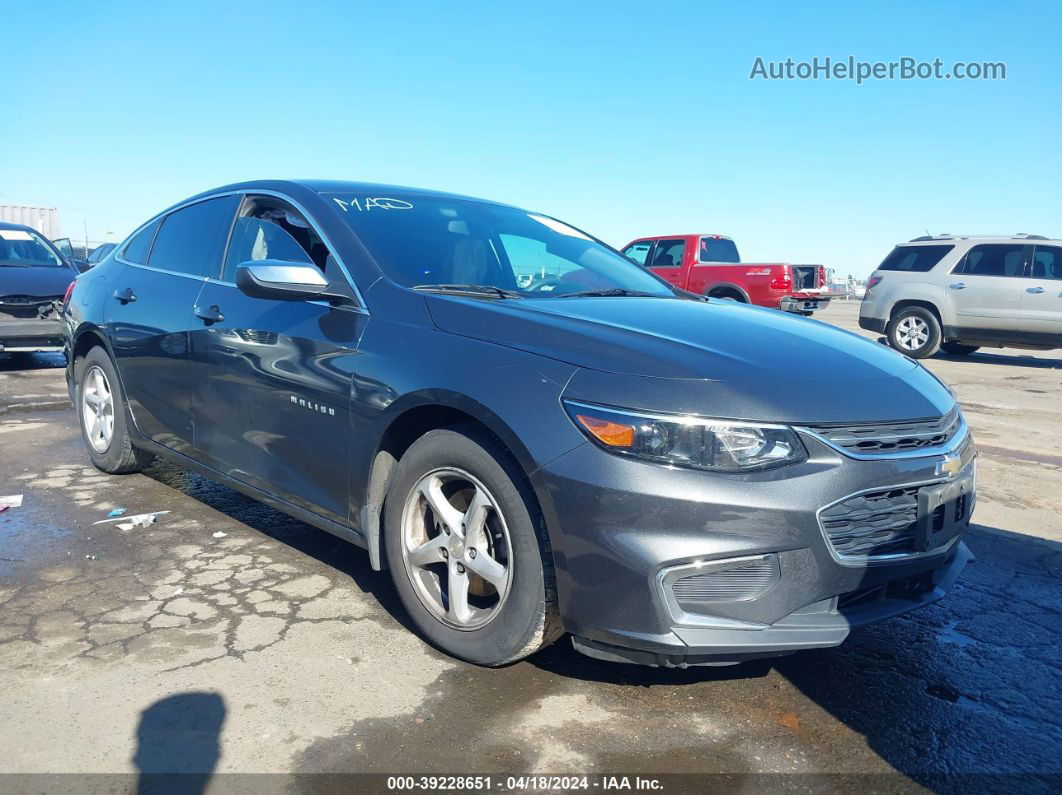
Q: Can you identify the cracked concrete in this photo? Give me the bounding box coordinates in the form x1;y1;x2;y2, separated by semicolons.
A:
0;304;1060;784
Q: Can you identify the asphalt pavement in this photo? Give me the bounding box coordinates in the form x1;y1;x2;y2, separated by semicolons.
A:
0;302;1059;791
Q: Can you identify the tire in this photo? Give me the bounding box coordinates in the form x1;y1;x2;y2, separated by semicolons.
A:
75;347;154;474
710;290;745;303
941;342;980;356
886;306;942;359
384;425;561;666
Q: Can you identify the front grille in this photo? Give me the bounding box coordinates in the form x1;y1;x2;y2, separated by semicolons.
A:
821;485;921;558
820;466;972;560
672;557;777;607
803;406;962;456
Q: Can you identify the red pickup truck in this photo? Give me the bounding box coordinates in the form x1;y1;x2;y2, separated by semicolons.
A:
620;234;830;315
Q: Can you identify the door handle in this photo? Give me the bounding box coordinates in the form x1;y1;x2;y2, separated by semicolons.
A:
948;282;966;290
1026;286;1046;294
194;304;224;324
112;287;137;304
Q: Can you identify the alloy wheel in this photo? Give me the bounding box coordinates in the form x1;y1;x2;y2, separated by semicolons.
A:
81;365;115;453
400;467;513;630
895;316;930;351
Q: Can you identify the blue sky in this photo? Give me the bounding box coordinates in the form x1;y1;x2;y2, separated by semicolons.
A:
2;0;1059;277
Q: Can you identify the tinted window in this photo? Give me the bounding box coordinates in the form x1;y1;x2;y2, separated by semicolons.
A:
326;193;672;297
622;241;652;265
147;196;238;277
698;237;740;263
649;239;685;267
121;220;161;264
958;244;1026;277
1031;246;1062;281
877;245;953;272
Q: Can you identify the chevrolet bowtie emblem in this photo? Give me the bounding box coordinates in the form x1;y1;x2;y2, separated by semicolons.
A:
936;453;962;479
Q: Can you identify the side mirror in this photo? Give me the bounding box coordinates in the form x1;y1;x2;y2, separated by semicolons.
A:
73;259;93;274
235;260;330;301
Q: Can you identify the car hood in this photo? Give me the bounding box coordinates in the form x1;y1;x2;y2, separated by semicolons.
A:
424;295;955;424
0;266;76;299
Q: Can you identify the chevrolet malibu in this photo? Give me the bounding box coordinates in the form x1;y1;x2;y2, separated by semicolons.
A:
63;180;975;667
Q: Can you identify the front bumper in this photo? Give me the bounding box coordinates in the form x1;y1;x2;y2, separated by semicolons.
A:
0;319;65;352
533;430;975;666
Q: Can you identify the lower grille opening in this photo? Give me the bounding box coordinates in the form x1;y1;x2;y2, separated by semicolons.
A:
672;556;778;612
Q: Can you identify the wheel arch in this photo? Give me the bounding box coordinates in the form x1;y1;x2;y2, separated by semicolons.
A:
705;283;751;302
890;299;944;326
359;391;544;572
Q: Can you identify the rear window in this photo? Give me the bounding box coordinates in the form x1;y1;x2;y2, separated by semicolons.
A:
698;237;740;263
876;245;953;272
121;219;161;265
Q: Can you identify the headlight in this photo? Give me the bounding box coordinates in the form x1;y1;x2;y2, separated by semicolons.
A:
563;400;807;473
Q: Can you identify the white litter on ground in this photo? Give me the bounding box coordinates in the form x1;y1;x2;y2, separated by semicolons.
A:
93;511;170;531
0;495;24;511
212;531;227;538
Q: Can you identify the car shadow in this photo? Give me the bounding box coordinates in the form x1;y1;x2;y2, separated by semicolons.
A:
133;691;226;794
776;524;1062;785
933;351;1062;369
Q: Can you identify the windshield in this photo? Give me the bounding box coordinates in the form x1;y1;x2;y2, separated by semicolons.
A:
0;228;65;268
326;194;674;297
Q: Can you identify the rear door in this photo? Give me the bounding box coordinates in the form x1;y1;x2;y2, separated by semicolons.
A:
1017;244;1062;342
645;238;686;286
108;196;239;455
946;243;1027;337
188;194;366;524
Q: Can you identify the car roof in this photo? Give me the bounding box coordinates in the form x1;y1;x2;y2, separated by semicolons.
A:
628;233;733;242
0;220;38;232
186;179;513;208
902;234;1062;245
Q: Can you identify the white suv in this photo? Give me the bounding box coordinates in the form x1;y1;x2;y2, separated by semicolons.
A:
859;234;1062;358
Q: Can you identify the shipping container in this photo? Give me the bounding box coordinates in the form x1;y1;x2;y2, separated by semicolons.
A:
0;205;61;239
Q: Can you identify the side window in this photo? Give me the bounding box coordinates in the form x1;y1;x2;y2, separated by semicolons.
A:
222;198;328;282
622;241;653;265
121;219;161;265
957;244;1026;277
649;239;686;267
698;237;740;263
1031;246;1062;281
147;195;239;278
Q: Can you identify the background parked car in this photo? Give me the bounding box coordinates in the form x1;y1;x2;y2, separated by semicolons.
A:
0;221;78;357
859;234;1062;358
85;242;117;266
621;233;830;315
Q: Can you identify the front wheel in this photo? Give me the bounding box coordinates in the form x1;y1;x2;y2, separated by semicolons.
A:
886;307;942;359
384;426;561;666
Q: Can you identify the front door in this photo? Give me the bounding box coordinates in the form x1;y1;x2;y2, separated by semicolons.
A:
1018;244;1062;343
945;243;1027;337
189;195;366;524
645;238;686;286
107;196;238;454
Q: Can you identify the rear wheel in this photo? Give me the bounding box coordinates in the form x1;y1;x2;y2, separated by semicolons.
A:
709;289;746;303
75;347;154;474
941;342;980;356
384;426;561;666
886;306;941;358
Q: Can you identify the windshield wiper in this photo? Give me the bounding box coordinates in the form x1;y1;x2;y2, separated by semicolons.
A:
557;288;663;298
412;284;523;299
